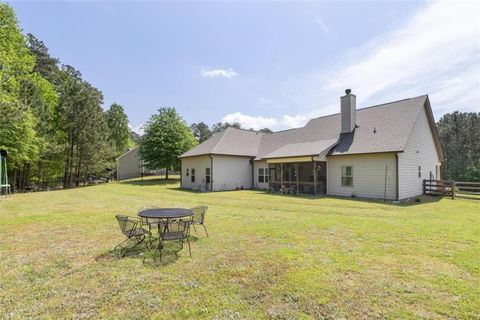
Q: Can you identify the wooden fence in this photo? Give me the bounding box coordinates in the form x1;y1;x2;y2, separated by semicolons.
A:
423;179;480;200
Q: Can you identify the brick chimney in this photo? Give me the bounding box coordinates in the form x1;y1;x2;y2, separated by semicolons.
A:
340;89;356;133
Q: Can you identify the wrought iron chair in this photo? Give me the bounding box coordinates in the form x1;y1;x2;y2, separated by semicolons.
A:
114;215;149;257
140;216;165;233
156;219;192;260
190;206;209;237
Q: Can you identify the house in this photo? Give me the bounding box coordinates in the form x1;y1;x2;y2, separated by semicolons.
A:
179;90;444;200
117;146;144;181
116;146;171;180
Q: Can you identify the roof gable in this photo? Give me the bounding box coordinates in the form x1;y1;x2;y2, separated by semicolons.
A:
179;127;264;158
180;95;440;160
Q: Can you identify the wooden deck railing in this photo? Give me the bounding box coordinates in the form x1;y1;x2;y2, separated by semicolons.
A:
423;179;480;200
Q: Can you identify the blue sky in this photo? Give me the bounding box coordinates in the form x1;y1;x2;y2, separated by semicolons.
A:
10;1;480;132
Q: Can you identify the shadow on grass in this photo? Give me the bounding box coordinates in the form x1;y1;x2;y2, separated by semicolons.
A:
96;235;200;267
166;187;206;194
251;190;443;206
120;178;180;187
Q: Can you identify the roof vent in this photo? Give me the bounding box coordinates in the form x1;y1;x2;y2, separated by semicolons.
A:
373;127;377;134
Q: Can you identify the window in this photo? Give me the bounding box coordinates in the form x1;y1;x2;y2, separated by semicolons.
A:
341;166;353;187
258;168;269;183
418;166;421;178
191;168;195;183
205;168;211;183
186;168;189;177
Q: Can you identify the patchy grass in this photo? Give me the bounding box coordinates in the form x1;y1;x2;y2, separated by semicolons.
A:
0;177;479;319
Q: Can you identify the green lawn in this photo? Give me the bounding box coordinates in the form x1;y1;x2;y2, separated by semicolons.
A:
1;177;479;319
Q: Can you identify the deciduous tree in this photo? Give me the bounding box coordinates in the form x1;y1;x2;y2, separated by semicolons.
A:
140;108;196;179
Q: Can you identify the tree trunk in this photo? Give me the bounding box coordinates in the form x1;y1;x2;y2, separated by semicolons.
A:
75;150;82;188
83;165;89;186
165;168;169;180
12;167;17;193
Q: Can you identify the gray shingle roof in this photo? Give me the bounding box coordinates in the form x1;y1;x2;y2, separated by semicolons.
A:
179;127;264;158
180;95;434;160
261;139;339;159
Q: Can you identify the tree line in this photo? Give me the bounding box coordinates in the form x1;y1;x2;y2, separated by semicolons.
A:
2;3;477;192
190;121;272;143
0;4;132;191
437;112;480;182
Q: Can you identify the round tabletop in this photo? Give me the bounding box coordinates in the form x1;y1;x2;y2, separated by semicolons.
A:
138;208;193;219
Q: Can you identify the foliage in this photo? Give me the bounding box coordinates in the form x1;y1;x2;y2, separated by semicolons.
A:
0;4;125;189
105;103;131;157
437;112;480;182
0;4;36;104
0;102;39;165
26;33;59;82
190;121;212;143
258;127;273;133
211;121;242;134
191;122;273;143
140;108;196;177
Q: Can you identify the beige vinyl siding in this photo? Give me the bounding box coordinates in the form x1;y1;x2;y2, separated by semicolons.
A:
253;160;269;189
181;155;253;191
398;106;441;199
117;147;142;181
211;155;253;191
181;155;211;191
327;153;397;200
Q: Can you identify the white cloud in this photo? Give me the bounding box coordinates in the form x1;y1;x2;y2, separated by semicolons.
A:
201;67;238;78
221;112;277;130
223;1;480;130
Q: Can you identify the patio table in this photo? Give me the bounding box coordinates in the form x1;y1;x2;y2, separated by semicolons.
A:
138;208;193;220
138;208;193;252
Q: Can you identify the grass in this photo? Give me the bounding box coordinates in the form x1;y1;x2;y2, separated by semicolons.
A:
0;177;479;319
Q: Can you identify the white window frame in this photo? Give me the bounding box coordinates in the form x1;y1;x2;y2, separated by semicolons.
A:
258;167;269;183
341;165;353;187
205;168;211;184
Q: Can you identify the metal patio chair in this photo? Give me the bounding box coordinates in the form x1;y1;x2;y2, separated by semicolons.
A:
190;206;209;237
156;219;192;260
113;215;150;257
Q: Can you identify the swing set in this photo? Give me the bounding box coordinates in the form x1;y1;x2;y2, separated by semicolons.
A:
0;149;11;198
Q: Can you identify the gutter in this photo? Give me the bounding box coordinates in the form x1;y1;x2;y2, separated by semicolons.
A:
208;155;214;192
250;157;255;189
395;153;399;201
179;160;182;188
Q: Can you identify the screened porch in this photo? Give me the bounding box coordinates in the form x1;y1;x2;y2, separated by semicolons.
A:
268;161;327;195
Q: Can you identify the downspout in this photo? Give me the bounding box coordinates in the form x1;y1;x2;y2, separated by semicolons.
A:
179;160;182;188
208;155;213;192
395;153;399;201
250;157;255;189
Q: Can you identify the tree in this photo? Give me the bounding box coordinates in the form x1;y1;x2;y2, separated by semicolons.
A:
437;111;480;182
130;130;142;145
0;4;43;190
140;108;197;179
258;128;273;133
190;122;212;143
211;122;242;134
105;103;131;156
26;33;59;82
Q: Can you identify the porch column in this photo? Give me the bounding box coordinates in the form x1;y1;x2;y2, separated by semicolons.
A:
280;164;284;191
295;162;299;195
313;161;317;195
